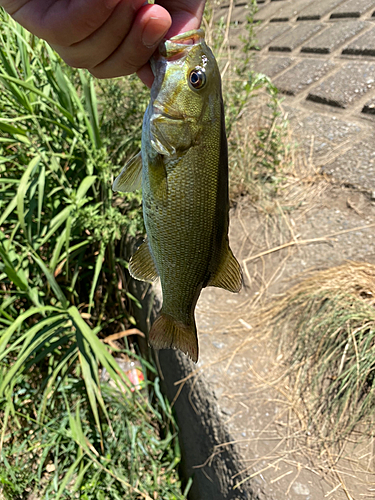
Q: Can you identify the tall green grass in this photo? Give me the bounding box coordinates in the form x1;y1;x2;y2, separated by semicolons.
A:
0;10;186;498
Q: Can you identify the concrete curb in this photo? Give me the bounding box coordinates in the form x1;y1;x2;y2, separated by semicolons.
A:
128;276;261;499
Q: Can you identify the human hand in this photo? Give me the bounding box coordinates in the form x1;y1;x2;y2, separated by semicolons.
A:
0;0;206;86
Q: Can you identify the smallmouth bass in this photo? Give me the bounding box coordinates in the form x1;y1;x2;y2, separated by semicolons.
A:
113;29;242;362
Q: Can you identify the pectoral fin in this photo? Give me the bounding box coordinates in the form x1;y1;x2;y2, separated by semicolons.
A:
113;152;142;192
129;240;158;283
208;245;242;293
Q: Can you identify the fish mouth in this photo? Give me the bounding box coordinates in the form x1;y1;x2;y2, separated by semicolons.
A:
151;29;205;77
160;29;205;61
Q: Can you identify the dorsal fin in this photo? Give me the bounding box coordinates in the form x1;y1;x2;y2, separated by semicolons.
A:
207;244;242;293
112;152;142;192
129;241;158;283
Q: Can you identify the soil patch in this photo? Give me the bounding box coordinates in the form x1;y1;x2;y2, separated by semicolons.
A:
193;175;375;499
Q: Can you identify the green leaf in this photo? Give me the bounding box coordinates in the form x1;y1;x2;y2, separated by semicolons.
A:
17;155;41;239
0;240;28;291
75;175;97;202
30;252;69;308
0;121;27;135
55;453;84;500
80;70;101;149
38;205;73;247
0;73;75;123
0;316;67;394
37;164;45;235
0;193;16;232
68;306;130;394
88;241;105;313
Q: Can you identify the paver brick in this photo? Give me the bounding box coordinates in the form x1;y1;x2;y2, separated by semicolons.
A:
231;5;252;23
254;1;285;21
218;0;256;6
227;0;375;195
214;3;253;23
268;22;324;51
270;0;315;22
255;56;294;77
322;139;375;191
297;0;347;20
301;20;366;53
227;26;247;48
362;97;375;114
307;61;375;108
274;59;335;95
289;110;362;159
330;0;375;18
254;22;291;49
342;25;375;55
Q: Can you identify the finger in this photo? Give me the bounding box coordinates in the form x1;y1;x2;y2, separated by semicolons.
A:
137;63;154;88
89;4;171;79
5;0;142;46
50;0;141;68
157;0;205;36
136;1;206;88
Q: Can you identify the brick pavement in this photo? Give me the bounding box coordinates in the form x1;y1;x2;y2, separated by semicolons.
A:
220;0;375;192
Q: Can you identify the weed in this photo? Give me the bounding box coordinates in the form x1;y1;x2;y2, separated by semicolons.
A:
206;0;290;201
0;10;185;498
0;363;185;499
262;262;375;445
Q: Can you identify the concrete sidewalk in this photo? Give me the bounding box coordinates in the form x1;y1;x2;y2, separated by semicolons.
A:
225;0;375;193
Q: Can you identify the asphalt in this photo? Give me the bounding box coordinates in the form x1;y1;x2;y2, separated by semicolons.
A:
224;0;375;193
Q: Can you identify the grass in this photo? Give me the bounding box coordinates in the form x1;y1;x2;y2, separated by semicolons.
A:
261;261;375;445
0;9;188;498
0;1;292;496
0;359;187;499
206;0;291;203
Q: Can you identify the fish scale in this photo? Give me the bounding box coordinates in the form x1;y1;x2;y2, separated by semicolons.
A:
113;29;242;362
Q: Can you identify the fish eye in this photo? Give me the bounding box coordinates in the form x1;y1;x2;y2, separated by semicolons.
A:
189;69;206;90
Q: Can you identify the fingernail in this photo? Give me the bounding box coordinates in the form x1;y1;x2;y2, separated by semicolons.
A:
142;17;170;48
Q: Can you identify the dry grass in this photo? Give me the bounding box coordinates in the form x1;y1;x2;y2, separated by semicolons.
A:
237;262;375;498
258;262;375;440
200;3;375;497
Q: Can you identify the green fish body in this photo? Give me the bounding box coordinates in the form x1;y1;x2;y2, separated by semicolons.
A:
113;30;242;362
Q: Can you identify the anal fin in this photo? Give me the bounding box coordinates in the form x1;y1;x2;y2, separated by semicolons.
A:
208;244;242;293
149;312;198;363
113;152;142;192
129;240;158;283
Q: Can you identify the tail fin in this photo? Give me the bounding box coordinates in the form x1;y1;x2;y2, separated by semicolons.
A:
149;312;198;363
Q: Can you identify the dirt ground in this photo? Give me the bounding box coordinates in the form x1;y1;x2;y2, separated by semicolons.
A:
194;126;375;499
178;3;375;497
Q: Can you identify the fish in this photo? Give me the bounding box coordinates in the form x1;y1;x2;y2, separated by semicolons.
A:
113;29;242;362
